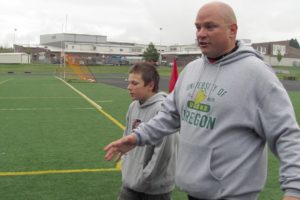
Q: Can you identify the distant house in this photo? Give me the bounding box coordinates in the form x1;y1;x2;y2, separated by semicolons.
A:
14;44;51;63
252;40;300;67
0;53;31;64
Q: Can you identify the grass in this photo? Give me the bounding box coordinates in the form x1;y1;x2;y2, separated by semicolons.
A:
0;63;57;74
0;64;299;199
1;172;122;199
0;76;125;199
273;65;300;80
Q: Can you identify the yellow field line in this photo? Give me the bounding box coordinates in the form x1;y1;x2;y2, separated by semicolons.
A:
56;77;124;170
97;108;126;130
0;77;123;177
56;77;125;130
0;78;13;85
0;168;120;177
95;100;113;103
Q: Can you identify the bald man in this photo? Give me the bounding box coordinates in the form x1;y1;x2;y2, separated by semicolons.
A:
105;2;300;200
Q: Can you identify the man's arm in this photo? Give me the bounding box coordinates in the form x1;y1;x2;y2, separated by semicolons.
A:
104;134;137;161
257;77;300;198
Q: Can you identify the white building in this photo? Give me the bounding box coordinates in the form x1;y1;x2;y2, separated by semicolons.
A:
252;40;300;67
0;53;31;64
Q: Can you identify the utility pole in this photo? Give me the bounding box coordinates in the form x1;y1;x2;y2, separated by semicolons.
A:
159;27;163;65
159;27;162;46
13;28;17;52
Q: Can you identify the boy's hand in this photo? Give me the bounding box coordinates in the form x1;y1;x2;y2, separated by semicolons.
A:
104;134;137;162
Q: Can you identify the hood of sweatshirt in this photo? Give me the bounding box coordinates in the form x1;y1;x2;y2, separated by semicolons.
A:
186;41;266;100
203;40;264;66
138;91;167;109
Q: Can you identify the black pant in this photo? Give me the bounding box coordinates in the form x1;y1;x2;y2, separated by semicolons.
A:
188;196;202;200
188;195;226;200
119;186;171;200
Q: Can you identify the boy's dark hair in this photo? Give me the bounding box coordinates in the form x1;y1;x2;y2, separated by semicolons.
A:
129;62;160;93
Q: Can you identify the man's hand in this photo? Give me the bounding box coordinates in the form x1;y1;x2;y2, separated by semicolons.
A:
283;196;300;200
104;134;137;162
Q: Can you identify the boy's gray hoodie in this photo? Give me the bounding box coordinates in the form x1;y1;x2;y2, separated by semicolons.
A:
122;92;177;195
133;41;300;199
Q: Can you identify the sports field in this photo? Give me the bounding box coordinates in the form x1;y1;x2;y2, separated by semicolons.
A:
0;64;299;200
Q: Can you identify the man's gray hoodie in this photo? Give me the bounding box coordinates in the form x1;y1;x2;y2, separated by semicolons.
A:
122;92;177;195
133;41;300;199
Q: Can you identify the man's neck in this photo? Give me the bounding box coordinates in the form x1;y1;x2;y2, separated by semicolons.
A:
208;42;238;63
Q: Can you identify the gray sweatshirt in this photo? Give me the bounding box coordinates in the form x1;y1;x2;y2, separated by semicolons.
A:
121;92;177;195
133;41;300;199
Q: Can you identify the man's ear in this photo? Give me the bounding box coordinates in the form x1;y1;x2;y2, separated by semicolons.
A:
229;23;238;37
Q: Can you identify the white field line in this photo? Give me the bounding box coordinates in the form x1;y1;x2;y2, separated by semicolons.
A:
0;77;123;176
0;78;13;85
56;77;125;170
56;77;103;110
56;77;125;130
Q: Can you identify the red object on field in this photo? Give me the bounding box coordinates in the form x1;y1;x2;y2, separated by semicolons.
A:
168;57;178;93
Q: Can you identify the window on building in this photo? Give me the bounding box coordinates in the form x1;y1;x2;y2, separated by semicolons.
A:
132;48;142;52
260;47;266;54
256;46;266;55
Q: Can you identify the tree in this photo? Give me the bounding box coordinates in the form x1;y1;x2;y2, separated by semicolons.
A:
289;38;300;49
277;49;283;64
142;42;159;62
0;46;13;53
24;47;32;55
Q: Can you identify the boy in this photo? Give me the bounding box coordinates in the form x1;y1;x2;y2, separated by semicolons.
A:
119;63;177;200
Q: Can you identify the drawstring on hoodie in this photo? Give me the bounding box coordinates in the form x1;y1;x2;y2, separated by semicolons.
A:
189;63;207;98
190;61;222;103
206;63;221;99
185;41;257;114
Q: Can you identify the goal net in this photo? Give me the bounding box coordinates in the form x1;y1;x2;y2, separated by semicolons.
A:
57;54;96;83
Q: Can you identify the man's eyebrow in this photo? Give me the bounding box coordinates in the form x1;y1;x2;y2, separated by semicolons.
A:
195;21;215;25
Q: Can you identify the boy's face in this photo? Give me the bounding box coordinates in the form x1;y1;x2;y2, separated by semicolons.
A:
127;73;154;103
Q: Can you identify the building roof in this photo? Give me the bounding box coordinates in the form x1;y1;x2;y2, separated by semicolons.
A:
252;40;300;59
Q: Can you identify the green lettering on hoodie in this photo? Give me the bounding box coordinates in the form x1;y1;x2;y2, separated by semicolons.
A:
181;108;216;130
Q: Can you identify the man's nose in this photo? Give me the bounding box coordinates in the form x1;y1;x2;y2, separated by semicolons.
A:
197;28;207;38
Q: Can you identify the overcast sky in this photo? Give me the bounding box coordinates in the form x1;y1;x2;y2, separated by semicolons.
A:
0;0;299;47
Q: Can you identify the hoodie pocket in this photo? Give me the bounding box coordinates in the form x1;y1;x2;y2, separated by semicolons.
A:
122;154;143;187
175;139;222;199
122;149;151;191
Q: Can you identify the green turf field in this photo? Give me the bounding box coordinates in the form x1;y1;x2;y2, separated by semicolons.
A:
0;64;299;199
